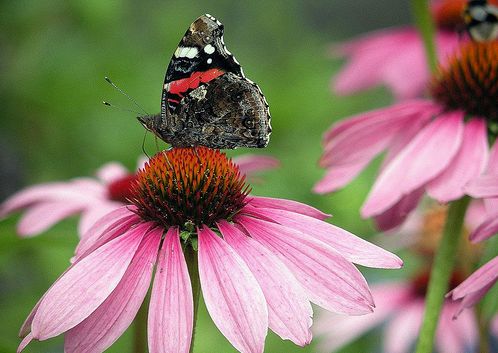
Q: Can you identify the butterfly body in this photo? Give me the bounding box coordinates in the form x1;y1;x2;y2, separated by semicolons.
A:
140;14;271;149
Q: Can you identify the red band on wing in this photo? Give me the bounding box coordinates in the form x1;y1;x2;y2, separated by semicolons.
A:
168;68;225;96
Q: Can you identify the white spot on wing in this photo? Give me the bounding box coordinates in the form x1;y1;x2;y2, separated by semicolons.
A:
207;58;213;64
175;46;198;58
204;44;215;54
185;47;198;58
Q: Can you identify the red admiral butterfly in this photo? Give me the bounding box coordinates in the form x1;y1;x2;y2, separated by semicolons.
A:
138;14;272;149
464;0;498;42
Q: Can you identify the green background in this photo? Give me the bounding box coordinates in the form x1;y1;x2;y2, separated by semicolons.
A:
2;1;486;353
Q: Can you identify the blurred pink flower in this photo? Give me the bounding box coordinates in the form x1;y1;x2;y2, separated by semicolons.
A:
330;0;470;99
316;41;498;230
18;148;402;353
314;279;480;353
447;256;498;317
332;28;459;99
0;154;278;238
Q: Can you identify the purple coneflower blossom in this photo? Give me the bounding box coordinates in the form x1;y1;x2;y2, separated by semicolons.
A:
18;147;402;353
0;154;278;238
316;41;498;230
330;0;464;99
314;276;480;353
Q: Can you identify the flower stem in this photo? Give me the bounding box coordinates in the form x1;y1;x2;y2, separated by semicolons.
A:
133;294;149;353
414;196;470;353
411;0;438;72
185;245;201;353
477;305;490;353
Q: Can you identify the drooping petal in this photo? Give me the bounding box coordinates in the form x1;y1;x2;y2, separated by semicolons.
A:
77;202;124;237
436;303;478;353
465;200;487;233
17;201;84;237
75;207;138;259
218;221;312;346
17;333;33;353
242;207;402;269
0;180;101;217
427;118;488;203
65;228;161;353
313;157;372;194
384;299;424;353
198;226;268;353
246;196;329;220
362;112;464;217
314;282;412;353
448;256;498;302
465;174;498;198
373;188;424;231
237;215;374;315
469;216;498;242
232;155;280;175
31;222;150;340
148;227;193;353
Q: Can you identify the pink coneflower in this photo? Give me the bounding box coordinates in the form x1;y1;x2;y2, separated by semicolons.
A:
0;154;278;238
330;0;469;99
18;147;402;353
314;274;479;353
316;40;498;230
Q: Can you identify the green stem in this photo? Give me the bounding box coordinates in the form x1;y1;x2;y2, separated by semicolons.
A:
415;197;470;353
411;0;438;72
133;294;149;353
477;303;490;353
185;245;201;353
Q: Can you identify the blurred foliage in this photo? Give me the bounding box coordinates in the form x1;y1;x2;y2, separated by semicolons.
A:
2;0;480;353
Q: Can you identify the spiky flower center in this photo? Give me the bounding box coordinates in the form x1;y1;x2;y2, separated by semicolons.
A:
431;41;498;126
131;147;250;231
107;174;138;203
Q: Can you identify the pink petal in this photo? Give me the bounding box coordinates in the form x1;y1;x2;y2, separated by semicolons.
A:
148;227;193;353
486;140;498;173
469;216;498;242
31;222;150;340
77;202;123;237
436;303;478;353
465;200;487;233
232;155;280;175
75;206;137;258
17;333;33;353
384;299;424;353
237;215;374;315
427;118;489;203
313;157;372;194
465;174;498;198
449;256;498;301
218;221;312;346
65;229;161;353
246;196;329;220
243;206;402;269
17;201;85;237
0;180;102;217
314;282;412;353
373;188;424;231
198;226;268;353
362;112;464;217
96;162;129;184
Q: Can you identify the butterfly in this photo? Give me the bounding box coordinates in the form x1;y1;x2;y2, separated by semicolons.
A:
464;0;498;42
138;14;271;149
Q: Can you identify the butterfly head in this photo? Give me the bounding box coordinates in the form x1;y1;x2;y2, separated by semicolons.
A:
137;114;161;135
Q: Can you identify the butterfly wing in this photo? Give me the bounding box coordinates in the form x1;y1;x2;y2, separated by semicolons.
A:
159;72;271;149
161;14;244;117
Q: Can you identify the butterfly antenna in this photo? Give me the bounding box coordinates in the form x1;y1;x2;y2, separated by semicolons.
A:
141;130;151;159
104;76;149;115
102;101;142;115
